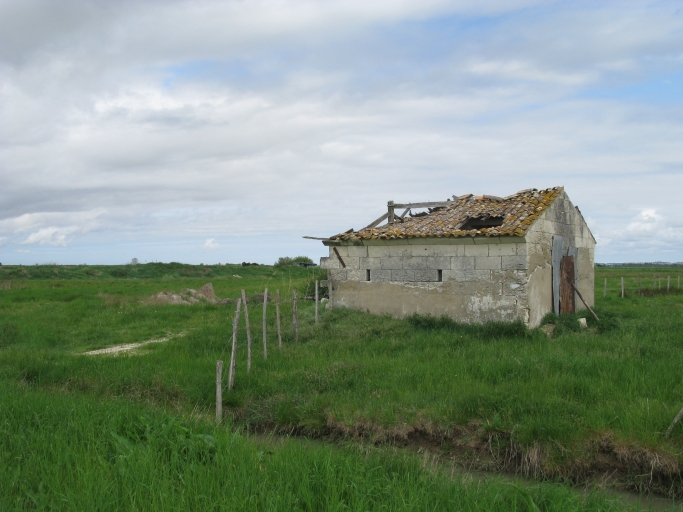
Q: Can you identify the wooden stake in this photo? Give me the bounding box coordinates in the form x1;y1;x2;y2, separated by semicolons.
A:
293;289;298;341
276;289;282;350
638;277;641;295
603;278;606;298
666;405;683;438
228;299;241;391
216;360;223;424
668;276;670;291
621;277;624;298
315;280;319;324
241;289;252;372
262;288;268;360
570;282;600;322
679;275;680;289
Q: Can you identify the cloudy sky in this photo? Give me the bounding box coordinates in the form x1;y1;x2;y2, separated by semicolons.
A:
1;0;682;265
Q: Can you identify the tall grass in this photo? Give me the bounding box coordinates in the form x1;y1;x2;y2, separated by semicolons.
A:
0;385;637;511
1;265;683;505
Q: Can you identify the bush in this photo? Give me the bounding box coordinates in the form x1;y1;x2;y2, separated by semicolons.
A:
274;256;313;267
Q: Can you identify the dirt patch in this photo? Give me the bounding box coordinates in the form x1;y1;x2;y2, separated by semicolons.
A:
145;283;227;305
82;333;184;355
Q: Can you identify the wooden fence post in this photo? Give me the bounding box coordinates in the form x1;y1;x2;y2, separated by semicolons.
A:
603;278;606;298
315;280;319;324
276;289;282;350
241;289;252;372
228;299;241;391
263;288;268;360
638;277;641;295
668;276;670;291
293;289;298;341
621;277;624;298
679;275;680;289
216;360;223;424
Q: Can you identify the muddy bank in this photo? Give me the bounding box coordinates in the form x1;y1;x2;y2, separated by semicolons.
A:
229;413;683;500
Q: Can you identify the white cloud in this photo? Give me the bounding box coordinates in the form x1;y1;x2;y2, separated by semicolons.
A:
203;238;219;250
626;209;665;235
20;227;79;247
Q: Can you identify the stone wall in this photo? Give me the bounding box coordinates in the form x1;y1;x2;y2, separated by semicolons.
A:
525;190;596;327
321;238;532;324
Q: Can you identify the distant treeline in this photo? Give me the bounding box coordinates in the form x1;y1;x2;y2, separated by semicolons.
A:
596;262;683;267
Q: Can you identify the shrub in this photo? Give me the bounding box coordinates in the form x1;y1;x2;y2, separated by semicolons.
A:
274;256;313;267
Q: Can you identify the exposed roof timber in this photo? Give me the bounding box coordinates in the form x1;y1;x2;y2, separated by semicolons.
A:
392;201;451;209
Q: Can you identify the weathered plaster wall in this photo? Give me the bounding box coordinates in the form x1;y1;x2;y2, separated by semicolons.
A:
320;238;532;324
525;190;595;326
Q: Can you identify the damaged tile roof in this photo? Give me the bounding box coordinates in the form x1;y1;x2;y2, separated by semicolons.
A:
331;186;563;241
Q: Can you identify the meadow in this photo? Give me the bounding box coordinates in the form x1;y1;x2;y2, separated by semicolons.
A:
1;262;682;510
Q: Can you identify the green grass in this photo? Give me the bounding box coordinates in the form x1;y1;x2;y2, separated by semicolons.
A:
0;384;639;511
1;263;683;508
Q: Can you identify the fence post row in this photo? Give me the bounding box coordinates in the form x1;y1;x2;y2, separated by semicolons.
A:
228;298;241;391
263;288;268;360
315;280;319;324
293;289;298;341
276;289;282;350
216;360;223;424
241;289;251;372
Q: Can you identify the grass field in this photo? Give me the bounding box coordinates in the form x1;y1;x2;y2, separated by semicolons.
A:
1;263;683;510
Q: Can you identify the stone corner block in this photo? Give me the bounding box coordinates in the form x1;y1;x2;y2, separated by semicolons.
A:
501;255;527;270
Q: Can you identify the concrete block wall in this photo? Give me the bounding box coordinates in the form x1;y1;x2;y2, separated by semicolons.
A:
321;238;532;325
321;241;528;284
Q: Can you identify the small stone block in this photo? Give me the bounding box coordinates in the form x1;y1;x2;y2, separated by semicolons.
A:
414;269;439;282
380;257;404;270
330;270;347;281
359;257;382;269
501;255;527;270
475;256;502;270
392;269;415;282
402;257;427;269
464;244;489;256
370;270;392;282
451;256;475;270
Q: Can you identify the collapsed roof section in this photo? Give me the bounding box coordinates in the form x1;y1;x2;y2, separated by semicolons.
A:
330;186;563;241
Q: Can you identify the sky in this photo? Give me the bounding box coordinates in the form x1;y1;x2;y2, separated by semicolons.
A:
0;0;682;265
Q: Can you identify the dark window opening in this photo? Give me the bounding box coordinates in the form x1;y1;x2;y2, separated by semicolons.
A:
437;269;443;282
366;269;371;281
460;216;505;230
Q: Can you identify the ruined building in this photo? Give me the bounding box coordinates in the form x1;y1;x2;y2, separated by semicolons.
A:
318;186;595;327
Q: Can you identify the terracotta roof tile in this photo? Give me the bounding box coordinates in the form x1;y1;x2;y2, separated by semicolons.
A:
331;187;563;241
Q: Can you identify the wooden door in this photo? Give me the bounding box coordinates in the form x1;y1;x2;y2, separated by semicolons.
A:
560;255;575;314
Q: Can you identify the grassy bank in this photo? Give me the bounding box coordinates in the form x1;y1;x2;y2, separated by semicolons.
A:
1;385;637;511
1;264;683;506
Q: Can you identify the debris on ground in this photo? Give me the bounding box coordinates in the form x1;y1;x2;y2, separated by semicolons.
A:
248;293;272;304
539;324;555;338
146;283;225;305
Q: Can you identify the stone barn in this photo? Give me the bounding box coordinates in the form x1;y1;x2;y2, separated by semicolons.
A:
318;186;595;328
